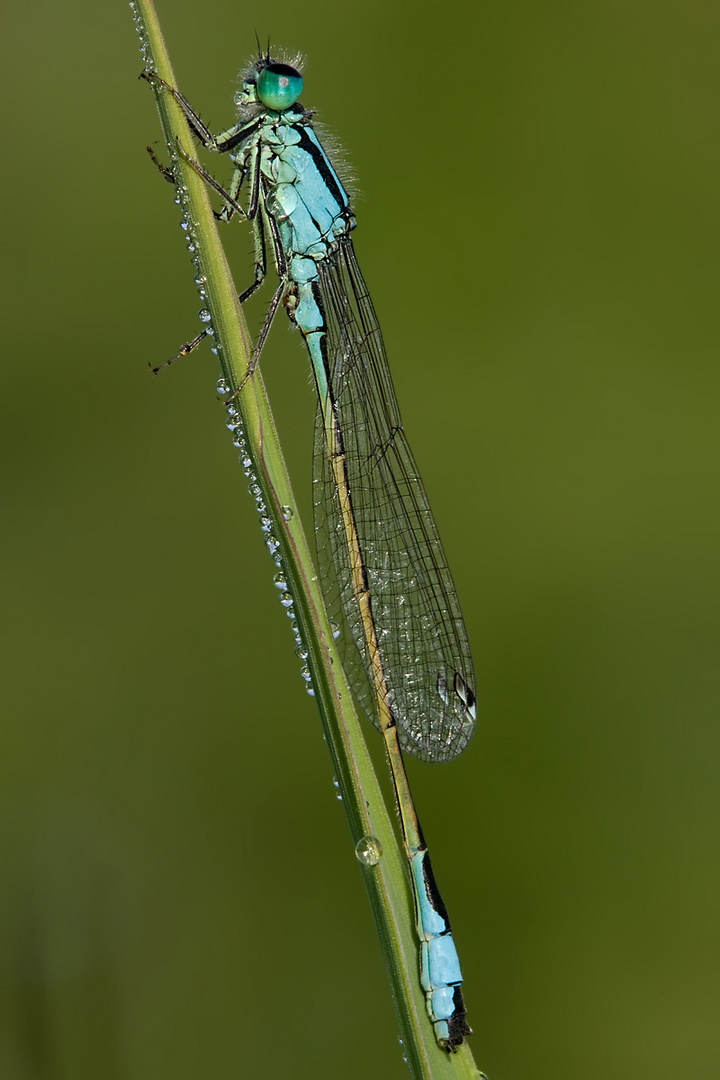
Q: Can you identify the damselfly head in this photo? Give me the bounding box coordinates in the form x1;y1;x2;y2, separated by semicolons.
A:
257;62;303;111
237;54;304;114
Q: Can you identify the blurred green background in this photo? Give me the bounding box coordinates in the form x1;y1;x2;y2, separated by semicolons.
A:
1;0;718;1077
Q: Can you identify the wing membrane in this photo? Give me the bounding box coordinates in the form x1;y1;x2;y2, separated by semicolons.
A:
312;238;475;762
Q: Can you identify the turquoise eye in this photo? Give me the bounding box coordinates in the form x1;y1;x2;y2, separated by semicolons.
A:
256;63;303;111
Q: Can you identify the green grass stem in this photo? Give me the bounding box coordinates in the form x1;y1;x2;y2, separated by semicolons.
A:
131;4;485;1076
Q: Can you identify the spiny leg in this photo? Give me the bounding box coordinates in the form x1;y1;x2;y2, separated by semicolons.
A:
223;281;287;401
184;144;272;390
145;138;248;223
174;141;248;220
149;213;267;376
140;70;218;148
142;73;277;389
219;184;289;399
264;187;288;278
150;169;269;380
216;163;248;224
218;182;292;397
141;67;265;228
150;329;210;375
176;139;274;394
236;203;268;307
146;143;175;183
140;70;263;158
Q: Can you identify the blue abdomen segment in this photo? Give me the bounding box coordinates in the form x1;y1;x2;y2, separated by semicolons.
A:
293;280;328;400
411;849;471;1050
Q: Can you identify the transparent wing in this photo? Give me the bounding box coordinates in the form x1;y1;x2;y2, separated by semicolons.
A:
312;238;476;762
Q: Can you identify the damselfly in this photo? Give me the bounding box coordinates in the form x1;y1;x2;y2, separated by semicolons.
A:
145;53;477;1052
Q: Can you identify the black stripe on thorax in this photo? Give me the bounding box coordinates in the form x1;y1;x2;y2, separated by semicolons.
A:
292;125;349;213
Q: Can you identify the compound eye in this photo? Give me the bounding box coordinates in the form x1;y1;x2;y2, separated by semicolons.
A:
256;63;303;111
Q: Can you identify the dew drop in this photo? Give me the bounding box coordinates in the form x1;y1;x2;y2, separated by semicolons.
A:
355;836;383;866
279;592;294;609
198;308;211;323
273;572;287;590
281;505;294;521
